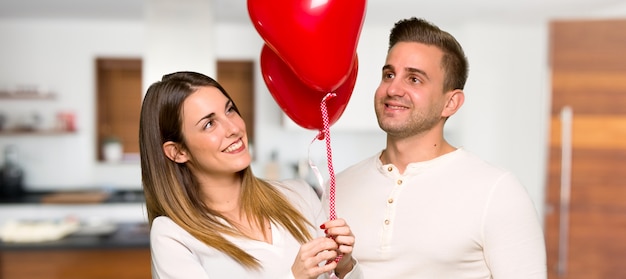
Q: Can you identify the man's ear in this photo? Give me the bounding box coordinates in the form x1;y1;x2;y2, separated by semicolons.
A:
163;141;189;163
442;89;465;118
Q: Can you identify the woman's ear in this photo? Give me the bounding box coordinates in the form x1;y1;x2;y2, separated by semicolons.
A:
442;89;465;118
163;141;189;163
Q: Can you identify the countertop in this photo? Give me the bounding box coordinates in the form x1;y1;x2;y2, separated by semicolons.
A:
0;189;146;204
0;222;149;251
0;190;149;251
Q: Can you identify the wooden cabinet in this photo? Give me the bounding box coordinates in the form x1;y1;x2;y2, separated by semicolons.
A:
0;221;151;279
1;248;151;279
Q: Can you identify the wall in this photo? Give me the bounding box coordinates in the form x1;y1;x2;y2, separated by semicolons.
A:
0;19;143;190
1;4;625;223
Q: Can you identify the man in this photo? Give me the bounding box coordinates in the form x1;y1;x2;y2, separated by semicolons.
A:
324;17;546;278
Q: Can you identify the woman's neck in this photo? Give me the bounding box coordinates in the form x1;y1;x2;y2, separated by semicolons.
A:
198;174;242;213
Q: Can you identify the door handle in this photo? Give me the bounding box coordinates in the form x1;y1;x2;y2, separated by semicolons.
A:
557;106;573;277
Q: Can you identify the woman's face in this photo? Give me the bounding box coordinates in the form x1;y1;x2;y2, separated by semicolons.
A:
176;86;251;178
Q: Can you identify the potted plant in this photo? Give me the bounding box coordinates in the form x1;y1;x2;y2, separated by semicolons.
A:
102;136;123;162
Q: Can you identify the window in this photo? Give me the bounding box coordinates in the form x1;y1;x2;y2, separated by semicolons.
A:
96;58;142;162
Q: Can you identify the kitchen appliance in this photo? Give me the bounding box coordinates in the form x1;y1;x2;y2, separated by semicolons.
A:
0;145;24;199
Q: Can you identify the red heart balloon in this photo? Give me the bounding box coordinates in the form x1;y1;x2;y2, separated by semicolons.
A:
248;0;366;92
260;44;358;131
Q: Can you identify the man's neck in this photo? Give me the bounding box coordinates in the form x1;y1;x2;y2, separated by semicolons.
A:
381;134;456;173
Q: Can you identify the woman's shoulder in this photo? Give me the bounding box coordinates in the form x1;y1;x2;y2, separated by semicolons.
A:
153;215;175;226
151;216;185;236
150;216;205;248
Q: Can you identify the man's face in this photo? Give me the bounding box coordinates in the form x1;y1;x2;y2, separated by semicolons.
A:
374;42;449;138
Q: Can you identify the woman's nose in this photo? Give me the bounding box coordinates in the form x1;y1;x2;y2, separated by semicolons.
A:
223;117;242;137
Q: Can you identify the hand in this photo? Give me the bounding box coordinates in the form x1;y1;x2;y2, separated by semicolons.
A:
320;218;356;277
291;236;340;279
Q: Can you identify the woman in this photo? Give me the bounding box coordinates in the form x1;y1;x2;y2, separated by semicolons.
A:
139;71;360;279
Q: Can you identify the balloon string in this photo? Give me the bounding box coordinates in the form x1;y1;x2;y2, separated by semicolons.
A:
320;92;337;221
307;137;324;198
320;92;343;265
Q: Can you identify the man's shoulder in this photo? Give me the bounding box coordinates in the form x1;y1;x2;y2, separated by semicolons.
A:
336;152;381;177
454;149;512;175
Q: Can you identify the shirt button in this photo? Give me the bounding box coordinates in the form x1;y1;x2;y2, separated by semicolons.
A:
384;219;390;225
387;166;393;172
397;180;403;185
387;198;394;204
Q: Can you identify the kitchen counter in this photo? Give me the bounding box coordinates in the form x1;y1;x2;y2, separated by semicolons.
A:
0;222;149;251
0;190;149;250
0;190;151;279
1;221;151;279
0;189;146;204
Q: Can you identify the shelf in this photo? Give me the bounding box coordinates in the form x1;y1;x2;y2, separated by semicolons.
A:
0;129;75;136
0;93;56;100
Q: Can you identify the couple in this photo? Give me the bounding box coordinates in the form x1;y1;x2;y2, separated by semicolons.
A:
139;17;547;279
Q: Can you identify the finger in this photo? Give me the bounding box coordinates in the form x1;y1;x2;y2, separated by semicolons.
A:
292;241;338;278
315;249;340;272
293;257;335;279
315;249;338;262
316;256;337;272
336;243;354;255
333;235;355;247
300;237;337;258
320;218;348;230
322;219;354;238
325;226;352;238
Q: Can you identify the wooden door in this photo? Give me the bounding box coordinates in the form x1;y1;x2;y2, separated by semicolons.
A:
546;19;626;279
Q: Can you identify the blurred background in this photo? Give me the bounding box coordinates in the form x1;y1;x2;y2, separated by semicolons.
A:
0;0;624;278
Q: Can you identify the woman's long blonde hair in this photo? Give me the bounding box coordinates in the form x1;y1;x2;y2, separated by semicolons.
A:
139;71;313;269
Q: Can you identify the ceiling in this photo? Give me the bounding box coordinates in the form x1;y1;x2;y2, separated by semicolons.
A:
0;0;623;24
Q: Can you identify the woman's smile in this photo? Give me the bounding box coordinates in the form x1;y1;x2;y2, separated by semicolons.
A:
223;138;245;153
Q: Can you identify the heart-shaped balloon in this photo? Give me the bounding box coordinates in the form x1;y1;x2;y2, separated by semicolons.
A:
260;44;358;131
248;0;366;92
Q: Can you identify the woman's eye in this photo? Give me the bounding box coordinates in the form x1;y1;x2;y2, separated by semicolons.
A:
203;120;214;129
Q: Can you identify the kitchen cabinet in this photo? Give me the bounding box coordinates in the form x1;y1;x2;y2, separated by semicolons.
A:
0;191;150;278
1;248;151;279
